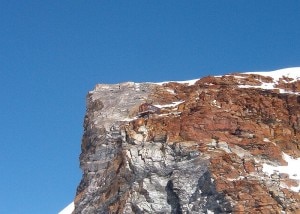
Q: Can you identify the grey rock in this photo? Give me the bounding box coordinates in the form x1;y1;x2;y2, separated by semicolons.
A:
74;82;233;214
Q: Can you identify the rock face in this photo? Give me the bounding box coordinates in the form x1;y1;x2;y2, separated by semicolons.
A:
74;68;300;213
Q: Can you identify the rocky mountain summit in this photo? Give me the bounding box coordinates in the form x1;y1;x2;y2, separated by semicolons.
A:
72;68;300;214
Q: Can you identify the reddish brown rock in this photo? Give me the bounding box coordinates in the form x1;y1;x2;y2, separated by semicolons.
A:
74;72;300;213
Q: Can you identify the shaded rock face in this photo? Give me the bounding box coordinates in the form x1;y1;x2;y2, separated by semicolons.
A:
74;73;300;214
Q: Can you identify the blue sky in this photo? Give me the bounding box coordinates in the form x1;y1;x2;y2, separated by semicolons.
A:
0;1;299;213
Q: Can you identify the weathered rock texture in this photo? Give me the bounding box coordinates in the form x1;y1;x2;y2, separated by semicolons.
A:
74;71;300;214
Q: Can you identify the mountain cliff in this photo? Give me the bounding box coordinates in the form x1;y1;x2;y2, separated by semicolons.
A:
72;68;300;213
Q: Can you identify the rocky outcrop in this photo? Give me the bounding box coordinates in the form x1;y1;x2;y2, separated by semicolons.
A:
74;69;300;213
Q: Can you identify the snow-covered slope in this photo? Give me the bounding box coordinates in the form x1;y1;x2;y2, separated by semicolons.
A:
58;202;74;214
244;67;300;82
155;67;300;87
238;67;300;94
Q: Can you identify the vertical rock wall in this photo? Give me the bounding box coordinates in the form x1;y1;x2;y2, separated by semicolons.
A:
74;73;300;213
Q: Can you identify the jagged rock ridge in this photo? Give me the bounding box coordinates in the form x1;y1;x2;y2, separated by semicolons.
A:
73;68;300;214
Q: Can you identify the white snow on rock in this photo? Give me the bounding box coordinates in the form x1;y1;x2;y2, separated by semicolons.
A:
155;79;199;86
58;202;74;214
153;101;184;108
244;67;300;82
239;84;300;95
166;89;176;94
262;153;300;192
154;67;300;88
239;82;275;90
238;67;300;94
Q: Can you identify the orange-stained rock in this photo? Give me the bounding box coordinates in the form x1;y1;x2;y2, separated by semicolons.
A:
74;71;300;214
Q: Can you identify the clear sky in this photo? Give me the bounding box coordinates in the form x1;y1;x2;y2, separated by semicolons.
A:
0;1;299;213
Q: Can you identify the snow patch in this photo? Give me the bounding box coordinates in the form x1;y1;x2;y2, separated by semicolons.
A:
226;176;245;181
278;89;300;95
166;89;176;94
239;83;275;90
121;117;138;122
239;84;299;95
58;202;74;214
262;153;300;192
211;100;221;108
155;79;199;86
153;101;184;108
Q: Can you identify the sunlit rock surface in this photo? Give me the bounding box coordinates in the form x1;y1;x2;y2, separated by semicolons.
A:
73;68;300;213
